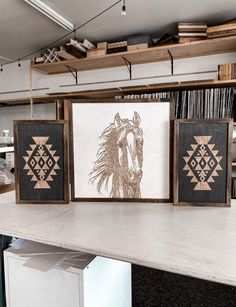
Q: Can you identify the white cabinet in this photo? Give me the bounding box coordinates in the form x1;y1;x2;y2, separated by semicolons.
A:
4;241;131;307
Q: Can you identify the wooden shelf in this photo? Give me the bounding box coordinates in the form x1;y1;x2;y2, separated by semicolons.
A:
34;79;236;100
0;79;235;107
31;36;236;75
0;97;55;107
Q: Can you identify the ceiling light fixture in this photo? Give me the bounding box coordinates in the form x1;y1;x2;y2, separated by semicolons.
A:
3;0;121;68
18;59;21;68
121;0;126;16
24;0;74;30
0;65;3;72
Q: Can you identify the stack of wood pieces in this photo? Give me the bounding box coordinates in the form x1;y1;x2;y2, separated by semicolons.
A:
207;21;236;39
127;35;153;51
87;42;107;58
107;41;127;54
88;41;128;57
56;39;96;60
218;63;236;80
55;44;86;60
178;23;207;43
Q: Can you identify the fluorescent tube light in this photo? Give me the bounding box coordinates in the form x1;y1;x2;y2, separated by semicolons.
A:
0;55;12;61
24;0;74;30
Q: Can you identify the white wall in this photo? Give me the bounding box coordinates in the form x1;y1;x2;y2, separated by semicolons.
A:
0;51;235;133
0;52;235;101
0;103;56;136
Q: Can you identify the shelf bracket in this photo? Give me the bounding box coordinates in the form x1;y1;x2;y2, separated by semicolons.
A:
122;56;132;80
65;65;78;84
167;50;174;75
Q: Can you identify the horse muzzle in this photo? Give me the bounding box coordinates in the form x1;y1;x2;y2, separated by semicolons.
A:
127;169;143;183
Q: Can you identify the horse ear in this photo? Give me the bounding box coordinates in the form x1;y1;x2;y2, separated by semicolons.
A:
114;113;121;127
133;112;141;127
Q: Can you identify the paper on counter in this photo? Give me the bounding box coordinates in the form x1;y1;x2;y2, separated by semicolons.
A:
10;239;95;272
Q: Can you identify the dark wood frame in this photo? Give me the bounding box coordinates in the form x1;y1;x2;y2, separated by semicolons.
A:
68;98;175;203
174;119;233;207
14;120;69;204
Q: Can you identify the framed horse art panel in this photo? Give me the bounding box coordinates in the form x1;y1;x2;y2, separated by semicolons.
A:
69;99;174;202
174;119;232;207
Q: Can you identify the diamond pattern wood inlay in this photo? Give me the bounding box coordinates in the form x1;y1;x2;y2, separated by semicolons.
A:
23;136;60;189
183;136;223;191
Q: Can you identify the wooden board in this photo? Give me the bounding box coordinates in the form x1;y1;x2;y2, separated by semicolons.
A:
55;50;78;60
207;23;236;34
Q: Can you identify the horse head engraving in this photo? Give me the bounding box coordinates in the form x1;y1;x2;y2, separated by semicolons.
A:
89;111;143;198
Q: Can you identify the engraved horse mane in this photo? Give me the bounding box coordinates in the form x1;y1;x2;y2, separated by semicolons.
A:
89;112;143;198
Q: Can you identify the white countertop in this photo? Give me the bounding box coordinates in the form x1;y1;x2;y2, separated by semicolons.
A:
0;191;236;286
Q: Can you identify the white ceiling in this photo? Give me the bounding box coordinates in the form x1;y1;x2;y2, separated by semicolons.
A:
0;0;235;64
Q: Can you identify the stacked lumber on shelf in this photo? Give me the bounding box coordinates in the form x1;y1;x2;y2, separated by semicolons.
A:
31;20;236;65
107;41;127;54
66;39;96;58
87;40;127;57
178;23;207;43
55;44;86;60
127;35;153;51
207;21;236;38
33;38;96;62
87;48;106;58
218;63;236;80
87;42;107;58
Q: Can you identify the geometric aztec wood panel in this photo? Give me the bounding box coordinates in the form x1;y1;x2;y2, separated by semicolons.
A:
23;136;60;189
183;136;223;191
174;119;232;207
14;121;69;204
